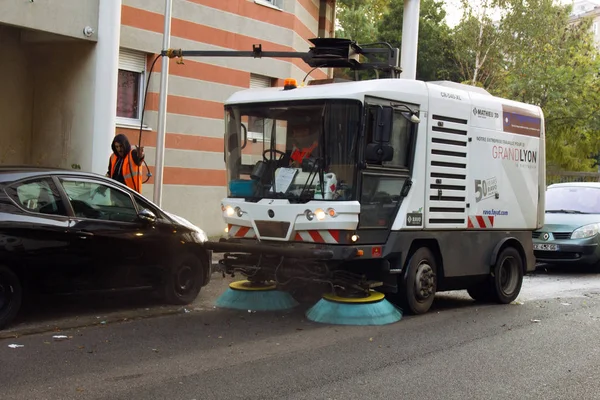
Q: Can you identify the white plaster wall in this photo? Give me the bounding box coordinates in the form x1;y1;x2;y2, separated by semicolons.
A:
28;42;97;170
0;25;34;165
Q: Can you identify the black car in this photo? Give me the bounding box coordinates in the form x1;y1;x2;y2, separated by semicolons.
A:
0;166;212;329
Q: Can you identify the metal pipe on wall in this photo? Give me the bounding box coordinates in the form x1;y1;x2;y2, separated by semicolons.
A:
153;0;173;207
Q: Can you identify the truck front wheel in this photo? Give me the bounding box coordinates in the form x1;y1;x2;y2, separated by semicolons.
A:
490;247;523;304
398;247;437;315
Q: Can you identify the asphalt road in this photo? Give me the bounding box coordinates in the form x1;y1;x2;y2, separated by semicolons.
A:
3;266;600;400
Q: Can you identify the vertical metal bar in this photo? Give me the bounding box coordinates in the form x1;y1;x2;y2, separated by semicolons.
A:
153;0;173;206
400;0;420;80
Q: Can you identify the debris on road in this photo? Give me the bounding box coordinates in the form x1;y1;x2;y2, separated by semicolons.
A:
53;335;72;341
561;302;571;306
530;319;541;323
511;301;524;305
8;344;24;348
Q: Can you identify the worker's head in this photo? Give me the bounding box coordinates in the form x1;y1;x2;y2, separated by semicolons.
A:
112;134;132;158
289;124;317;148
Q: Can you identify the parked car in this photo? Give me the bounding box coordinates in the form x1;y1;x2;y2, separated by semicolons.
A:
532;182;600;266
0;166;211;330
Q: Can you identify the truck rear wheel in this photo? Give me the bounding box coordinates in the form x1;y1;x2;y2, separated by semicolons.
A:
490;247;523;304
398;247;437;315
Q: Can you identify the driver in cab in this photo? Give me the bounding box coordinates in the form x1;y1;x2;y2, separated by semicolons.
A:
287;125;319;168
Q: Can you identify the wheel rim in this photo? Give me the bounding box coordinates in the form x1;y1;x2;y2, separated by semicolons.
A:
499;256;519;296
414;261;435;302
174;265;195;296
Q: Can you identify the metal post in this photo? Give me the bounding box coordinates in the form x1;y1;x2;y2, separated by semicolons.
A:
400;0;420;80
90;0;122;175
153;0;173;207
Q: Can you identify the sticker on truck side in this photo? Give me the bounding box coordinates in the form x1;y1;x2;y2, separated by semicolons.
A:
406;212;423;226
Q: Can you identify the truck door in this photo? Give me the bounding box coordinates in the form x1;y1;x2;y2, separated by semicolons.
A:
425;87;472;229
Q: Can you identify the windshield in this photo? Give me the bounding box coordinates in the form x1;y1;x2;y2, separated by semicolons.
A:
545;186;600;214
224;100;361;203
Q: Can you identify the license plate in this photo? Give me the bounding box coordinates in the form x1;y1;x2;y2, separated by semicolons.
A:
533;243;559;251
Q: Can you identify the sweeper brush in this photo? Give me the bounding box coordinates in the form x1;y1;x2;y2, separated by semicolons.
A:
305;291;402;326
215;280;299;311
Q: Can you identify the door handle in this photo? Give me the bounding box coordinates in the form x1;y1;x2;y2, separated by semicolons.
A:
74;230;94;239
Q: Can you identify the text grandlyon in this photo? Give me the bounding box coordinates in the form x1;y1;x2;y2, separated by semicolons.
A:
492;146;537;163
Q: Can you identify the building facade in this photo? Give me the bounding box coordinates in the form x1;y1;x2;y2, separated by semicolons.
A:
569;0;600;49
0;0;336;236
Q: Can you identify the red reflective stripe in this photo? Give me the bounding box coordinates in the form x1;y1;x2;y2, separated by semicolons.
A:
237;226;250;237
468;217;474;228
476;216;486;228
308;230;323;243
294;233;302;241
329;230;340;242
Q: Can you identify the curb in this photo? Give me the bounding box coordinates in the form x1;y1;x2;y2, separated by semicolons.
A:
0;305;197;340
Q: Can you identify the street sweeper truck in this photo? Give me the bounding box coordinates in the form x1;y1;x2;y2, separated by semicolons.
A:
170;38;546;323
207;76;545;317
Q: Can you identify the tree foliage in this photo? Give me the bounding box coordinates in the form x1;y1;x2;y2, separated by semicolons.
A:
498;0;600;170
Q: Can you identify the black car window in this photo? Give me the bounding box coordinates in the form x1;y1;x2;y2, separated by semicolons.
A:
60;179;138;223
6;178;68;216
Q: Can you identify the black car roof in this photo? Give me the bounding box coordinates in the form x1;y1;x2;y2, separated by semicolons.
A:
0;166;104;183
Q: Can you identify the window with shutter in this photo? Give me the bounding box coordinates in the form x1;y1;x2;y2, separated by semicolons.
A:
248;74;275;141
116;48;147;125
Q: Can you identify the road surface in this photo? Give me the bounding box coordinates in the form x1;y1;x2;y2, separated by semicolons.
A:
2;266;600;400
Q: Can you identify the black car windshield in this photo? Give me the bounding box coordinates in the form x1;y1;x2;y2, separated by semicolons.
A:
224;100;361;202
545;186;600;214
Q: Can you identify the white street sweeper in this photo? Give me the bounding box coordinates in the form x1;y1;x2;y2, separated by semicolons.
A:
163;38;545;324
208;71;545;320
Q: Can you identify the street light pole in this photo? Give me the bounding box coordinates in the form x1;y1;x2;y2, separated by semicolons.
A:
153;0;173;207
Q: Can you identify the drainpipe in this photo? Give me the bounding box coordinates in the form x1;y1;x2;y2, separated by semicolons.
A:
153;0;173;207
400;0;420;80
90;0;122;175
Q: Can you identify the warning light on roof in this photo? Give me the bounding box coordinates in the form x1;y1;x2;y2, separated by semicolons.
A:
283;78;297;90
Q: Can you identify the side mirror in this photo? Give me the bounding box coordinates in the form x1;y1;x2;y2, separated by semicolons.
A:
366;143;394;163
138;208;157;224
373;106;393;143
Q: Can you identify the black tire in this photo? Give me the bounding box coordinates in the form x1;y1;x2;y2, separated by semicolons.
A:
0;266;22;330
489;247;524;304
162;253;204;305
397;247;437;315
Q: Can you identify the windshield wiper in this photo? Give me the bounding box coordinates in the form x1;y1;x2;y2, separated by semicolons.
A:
546;209;589;214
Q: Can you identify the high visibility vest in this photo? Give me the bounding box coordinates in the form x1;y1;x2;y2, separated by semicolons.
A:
110;152;143;193
291;141;318;164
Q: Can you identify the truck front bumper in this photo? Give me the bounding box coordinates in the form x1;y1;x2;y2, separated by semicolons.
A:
204;238;359;261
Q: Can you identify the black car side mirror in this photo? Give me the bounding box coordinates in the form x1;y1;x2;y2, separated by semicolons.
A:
138;208;157;224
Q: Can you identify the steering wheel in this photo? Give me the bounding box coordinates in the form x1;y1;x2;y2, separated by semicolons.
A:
262;148;287;162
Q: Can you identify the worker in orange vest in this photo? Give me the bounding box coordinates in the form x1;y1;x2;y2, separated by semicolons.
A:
107;134;145;193
288;125;319;167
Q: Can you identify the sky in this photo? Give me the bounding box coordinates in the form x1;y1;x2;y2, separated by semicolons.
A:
442;0;600;27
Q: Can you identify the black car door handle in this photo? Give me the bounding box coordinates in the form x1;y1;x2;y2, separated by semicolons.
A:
74;230;94;239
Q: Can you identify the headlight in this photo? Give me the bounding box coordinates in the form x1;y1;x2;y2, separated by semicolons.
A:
315;208;326;221
225;206;234;216
192;229;208;243
305;209;314;221
571;223;600;239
